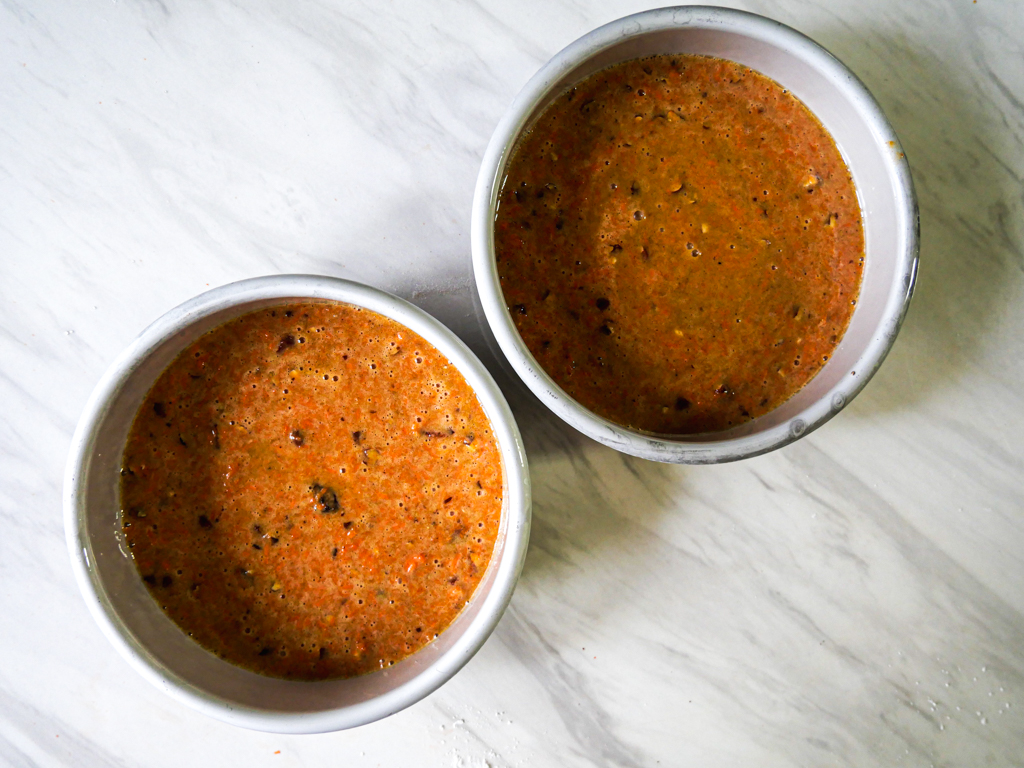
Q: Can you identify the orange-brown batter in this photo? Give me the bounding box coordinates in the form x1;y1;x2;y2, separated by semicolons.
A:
120;302;502;679
495;54;864;433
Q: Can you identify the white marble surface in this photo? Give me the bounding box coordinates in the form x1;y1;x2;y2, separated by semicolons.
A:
2;0;1023;765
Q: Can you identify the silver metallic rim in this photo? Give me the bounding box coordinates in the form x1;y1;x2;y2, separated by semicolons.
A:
471;5;919;464
64;275;531;732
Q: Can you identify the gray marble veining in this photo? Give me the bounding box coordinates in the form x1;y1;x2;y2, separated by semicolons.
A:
2;0;1022;765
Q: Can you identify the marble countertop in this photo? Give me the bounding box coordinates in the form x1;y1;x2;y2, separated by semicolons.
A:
3;0;1023;765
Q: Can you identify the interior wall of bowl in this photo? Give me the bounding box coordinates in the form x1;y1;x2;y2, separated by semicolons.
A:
503;24;906;437
79;296;512;715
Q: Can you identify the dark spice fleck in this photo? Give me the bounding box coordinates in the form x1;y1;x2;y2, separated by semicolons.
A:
599;324;612;336
513;304;527;316
153;402;166;418
675;396;691;411
352;430;362;445
198;515;212;529
343;521;353;529
258;647;272;656
161;575;172;588
596;297;611;310
143;574;156;586
315;487;340;514
277;334;296;353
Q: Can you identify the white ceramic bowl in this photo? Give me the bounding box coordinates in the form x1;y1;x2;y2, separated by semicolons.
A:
472;6;919;464
64;275;531;733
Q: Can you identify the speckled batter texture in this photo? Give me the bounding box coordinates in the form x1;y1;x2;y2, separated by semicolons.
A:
495;54;864;434
120;302;502;680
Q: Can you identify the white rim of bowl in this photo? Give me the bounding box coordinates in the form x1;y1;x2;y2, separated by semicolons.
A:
63;274;532;733
471;5;920;464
